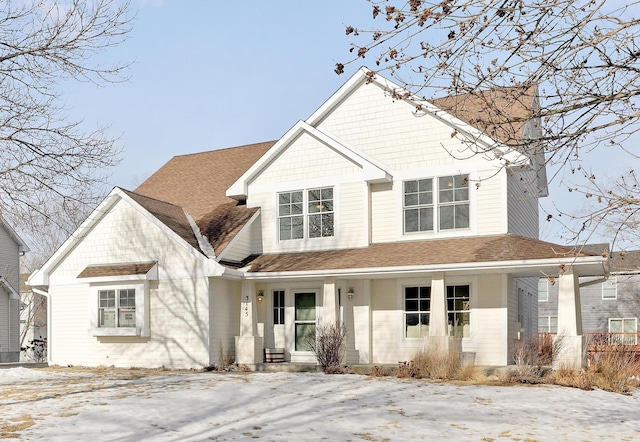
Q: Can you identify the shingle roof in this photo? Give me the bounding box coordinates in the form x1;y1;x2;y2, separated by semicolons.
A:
78;262;156;278
431;84;537;146
122;189;203;253
245;234;601;273
135;141;275;220
610;251;640;274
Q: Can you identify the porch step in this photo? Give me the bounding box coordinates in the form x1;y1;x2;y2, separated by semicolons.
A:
264;348;285;363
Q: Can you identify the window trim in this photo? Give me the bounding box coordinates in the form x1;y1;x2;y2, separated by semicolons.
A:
89;282;149;337
277;186;335;242
538;279;549;302
402;174;470;235
404;285;431;339
602;277;617;300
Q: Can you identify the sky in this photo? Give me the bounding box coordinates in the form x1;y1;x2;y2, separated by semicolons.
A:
2;367;640;440
60;0;633;247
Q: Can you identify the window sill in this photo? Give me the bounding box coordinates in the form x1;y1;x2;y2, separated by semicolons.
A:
89;327;142;337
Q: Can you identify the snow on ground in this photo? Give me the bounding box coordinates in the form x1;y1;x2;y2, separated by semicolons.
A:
1;367;640;441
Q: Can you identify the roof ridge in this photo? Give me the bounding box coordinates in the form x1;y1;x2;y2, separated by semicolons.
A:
170;140;278;159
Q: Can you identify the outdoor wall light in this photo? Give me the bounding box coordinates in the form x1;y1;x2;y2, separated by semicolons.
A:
257;290;264;302
347;287;355;300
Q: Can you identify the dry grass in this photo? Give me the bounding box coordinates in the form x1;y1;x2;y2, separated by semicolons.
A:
0;415;36;439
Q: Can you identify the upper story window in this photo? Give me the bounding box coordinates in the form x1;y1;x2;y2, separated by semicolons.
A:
403;175;469;234
602;278;617;300
98;288;136;328
278;187;334;241
538;279;549;302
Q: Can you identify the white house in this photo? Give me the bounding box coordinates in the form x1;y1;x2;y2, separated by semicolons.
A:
0;216;29;363
29;69;608;370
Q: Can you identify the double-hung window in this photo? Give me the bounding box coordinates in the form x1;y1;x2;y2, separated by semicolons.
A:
98;289;136;328
273;290;285;325
538;316;558;333
447;285;470;338
278;187;334;241
538;279;549;302
609;318;637;345
404;286;431;338
602;278;617;300
403;175;469;233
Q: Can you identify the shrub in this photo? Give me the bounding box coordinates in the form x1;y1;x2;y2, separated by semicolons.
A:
304;322;347;373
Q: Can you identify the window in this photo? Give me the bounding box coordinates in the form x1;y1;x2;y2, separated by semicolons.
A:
447;285;470;338
538;316;557;333
273;290;285;325
609;318;637;344
602;278;617;300
404;286;431;338
538;279;548;302
294;292;316;351
403;175;469;233
98;289;136;328
278;187;333;241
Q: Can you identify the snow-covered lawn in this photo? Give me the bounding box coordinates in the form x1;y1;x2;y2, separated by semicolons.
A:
1;367;639;441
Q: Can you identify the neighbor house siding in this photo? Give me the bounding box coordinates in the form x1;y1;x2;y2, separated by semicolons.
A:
0;287;8;356
0;224;20;361
507;169;540;238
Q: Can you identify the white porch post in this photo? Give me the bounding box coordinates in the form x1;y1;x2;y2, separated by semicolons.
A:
429;273;448;337
323;277;338;324
235;280;263;365
427;273;458;354
554;267;586;369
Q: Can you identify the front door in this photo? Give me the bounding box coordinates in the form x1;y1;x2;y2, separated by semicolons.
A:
294;292;316;351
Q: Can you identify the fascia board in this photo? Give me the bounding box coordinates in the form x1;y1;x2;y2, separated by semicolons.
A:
227;120;393;199
0;215;29;252
243;256;608;280
216;208;261;262
28;188;122;287
301;122;393;183
226;120;309;199
117;189;225;272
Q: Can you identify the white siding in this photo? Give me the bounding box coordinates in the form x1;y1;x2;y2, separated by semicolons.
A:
47;199;214;369
370;182;396;243
339;182;366;248
476;169;508;235
209;278;240;365
251;132;360;188
220;225;251;262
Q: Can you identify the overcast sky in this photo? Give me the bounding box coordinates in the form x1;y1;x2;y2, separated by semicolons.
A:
61;0;631;246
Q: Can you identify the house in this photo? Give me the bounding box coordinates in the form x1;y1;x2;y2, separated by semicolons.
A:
28;68;608;370
539;249;639;344
0;216;29;363
19;273;47;362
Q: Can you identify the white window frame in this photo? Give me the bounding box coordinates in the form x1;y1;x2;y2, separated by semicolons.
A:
538;315;557;333
447;284;470;338
277;187;334;242
98;288;136;328
602;277;617;300
403;174;470;235
89;281;149;337
404;285;431;339
538;279;548;302
608;317;637;344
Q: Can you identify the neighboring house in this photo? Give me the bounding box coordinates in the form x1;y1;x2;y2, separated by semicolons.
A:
19;273;47;362
0;216;29;363
29;68;608;370
539;250;640;344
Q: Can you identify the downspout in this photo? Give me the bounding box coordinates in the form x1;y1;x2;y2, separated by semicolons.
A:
31;287;50;365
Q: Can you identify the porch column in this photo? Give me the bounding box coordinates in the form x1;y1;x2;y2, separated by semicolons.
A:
323;277;338;324
429;273;448;337
235;280;263;365
554;267;586;369
427;273;458;354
